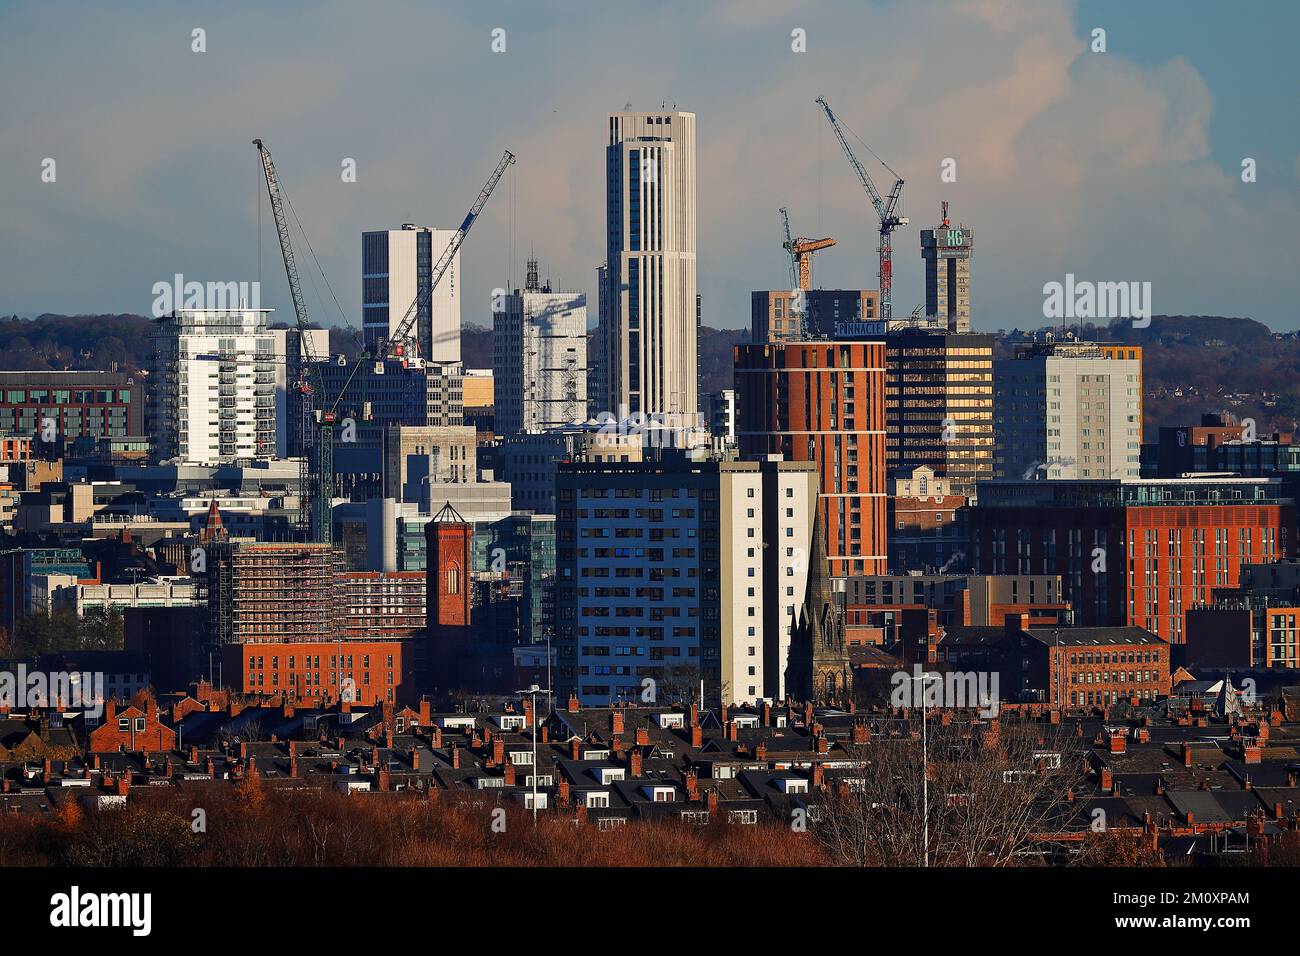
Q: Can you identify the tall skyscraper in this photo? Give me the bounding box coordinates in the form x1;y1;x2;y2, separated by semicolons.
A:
920;202;973;332
601;110;698;422
150;309;277;464
492;256;587;435
362;224;461;363
734;340;889;578
994;341;1143;480
885;330;995;493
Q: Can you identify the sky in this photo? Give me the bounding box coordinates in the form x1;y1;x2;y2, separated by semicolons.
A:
0;0;1296;333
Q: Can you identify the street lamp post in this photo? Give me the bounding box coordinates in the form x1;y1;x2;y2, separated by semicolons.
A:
519;682;551;827
912;670;941;867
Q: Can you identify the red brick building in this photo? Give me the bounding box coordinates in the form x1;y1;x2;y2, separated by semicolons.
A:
887;465;968;573
940;614;1171;708
221;639;410;706
970;478;1294;643
89;697;177;754
735;340;887;576
425;501;473;690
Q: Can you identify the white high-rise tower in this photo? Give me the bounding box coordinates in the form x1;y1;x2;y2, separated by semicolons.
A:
362;224;461;363
601;109;698;423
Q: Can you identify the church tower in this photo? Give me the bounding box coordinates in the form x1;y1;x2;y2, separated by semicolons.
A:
789;509;851;705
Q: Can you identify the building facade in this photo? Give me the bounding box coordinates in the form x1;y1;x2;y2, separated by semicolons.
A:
150;310;278;464
886;465;970;573
734;340;888;577
885;331;994;493
0;372;143;445
362;224;461;363
269;327;329;459
493;259;587;435
382;424;478;501
969;478;1294;643
222;639;410;706
994;341;1143;481
750;290;879;344
555;455;818;707
919;203;973;332
601;110;698;422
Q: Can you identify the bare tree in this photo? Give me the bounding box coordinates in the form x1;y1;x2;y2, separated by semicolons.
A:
814;716;1087;866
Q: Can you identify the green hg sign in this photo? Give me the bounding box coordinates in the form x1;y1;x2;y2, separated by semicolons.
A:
945;229;965;246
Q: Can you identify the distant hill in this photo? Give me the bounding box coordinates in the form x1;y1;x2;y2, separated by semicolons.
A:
0;313;155;372
999;316;1300;437
4;313;1294;437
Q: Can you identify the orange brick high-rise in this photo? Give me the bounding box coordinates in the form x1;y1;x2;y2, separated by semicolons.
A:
735;340;887;576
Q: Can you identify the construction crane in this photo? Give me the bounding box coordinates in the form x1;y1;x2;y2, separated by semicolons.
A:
780;209;836;291
255;142;515;543
253;138;330;541
779;207;836;340
815;96;907;323
380;149;516;362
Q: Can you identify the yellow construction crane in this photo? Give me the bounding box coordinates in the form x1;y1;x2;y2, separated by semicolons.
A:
779;207;836;291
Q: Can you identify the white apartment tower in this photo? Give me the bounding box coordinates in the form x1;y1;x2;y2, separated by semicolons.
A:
150;310;278;464
493;256;588;435
362;225;461;363
994;341;1143;480
602;110;698;423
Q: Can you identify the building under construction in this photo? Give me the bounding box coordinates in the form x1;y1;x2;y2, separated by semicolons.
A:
492;256;587;436
196;503;425;690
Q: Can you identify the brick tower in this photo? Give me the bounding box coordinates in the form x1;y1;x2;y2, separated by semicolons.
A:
425;501;473;694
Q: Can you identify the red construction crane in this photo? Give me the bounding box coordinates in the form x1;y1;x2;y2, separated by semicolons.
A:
815;96;907;324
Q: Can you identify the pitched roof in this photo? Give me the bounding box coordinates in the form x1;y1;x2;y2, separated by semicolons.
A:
431;501;466;524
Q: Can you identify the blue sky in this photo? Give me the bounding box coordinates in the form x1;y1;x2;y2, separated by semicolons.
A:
0;0;1295;331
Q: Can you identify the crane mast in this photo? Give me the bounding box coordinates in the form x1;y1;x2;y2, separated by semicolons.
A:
815;96;907;323
779;207;837;340
253;138;331;541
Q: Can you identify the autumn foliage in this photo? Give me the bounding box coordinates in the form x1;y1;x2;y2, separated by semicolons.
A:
0;785;828;867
